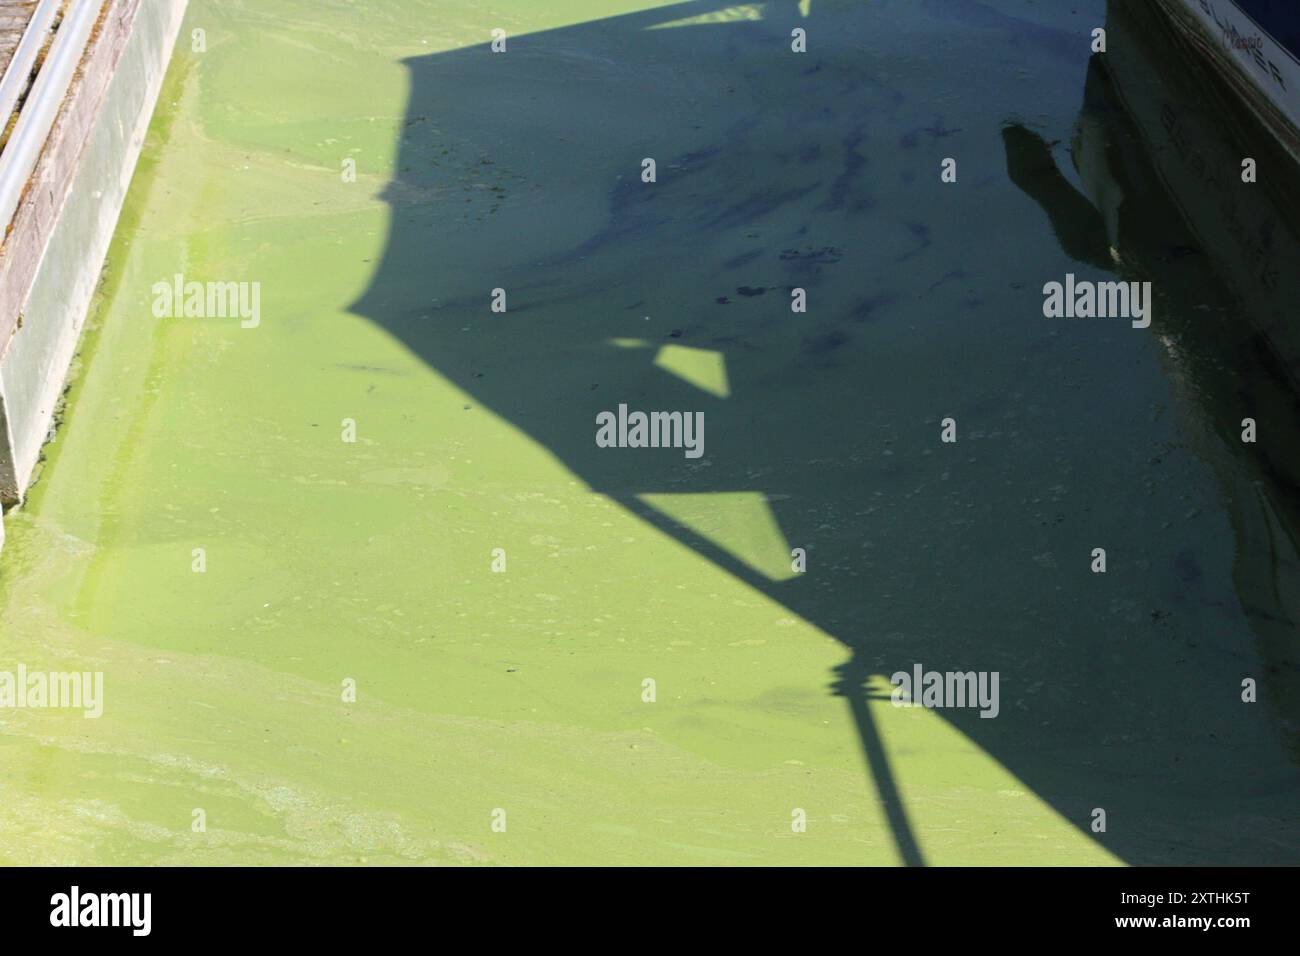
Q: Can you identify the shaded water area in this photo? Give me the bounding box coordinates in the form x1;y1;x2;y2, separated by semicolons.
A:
0;0;1297;864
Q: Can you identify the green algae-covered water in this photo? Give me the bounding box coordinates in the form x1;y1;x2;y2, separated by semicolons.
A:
1;0;1298;865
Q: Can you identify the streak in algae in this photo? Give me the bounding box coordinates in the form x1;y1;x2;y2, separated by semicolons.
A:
0;0;1295;865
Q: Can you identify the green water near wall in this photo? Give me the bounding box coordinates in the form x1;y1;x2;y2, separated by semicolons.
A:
0;0;1297;865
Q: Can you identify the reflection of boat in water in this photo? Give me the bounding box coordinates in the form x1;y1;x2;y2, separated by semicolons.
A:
1093;0;1300;395
1154;0;1300;161
1004;0;1300;759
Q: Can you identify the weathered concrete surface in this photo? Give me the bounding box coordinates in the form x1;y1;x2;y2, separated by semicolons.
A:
0;2;36;81
0;0;187;521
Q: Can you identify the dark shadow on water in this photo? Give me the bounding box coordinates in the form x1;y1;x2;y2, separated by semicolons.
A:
354;0;1300;863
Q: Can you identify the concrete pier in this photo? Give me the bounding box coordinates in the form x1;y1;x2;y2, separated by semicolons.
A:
0;3;37;77
0;0;187;549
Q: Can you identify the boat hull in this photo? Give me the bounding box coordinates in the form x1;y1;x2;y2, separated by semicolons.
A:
1156;0;1300;161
